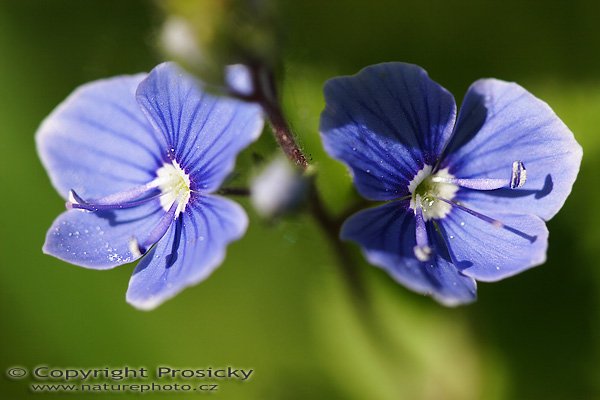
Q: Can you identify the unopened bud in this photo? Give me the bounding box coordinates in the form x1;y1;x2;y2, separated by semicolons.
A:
251;157;308;218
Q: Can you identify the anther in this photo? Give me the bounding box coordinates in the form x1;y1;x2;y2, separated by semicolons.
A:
510;161;527;189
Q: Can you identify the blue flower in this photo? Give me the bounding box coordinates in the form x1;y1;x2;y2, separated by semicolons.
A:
320;62;582;306
36;62;264;309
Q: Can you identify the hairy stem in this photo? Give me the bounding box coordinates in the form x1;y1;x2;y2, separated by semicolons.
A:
261;100;309;170
245;63;309;170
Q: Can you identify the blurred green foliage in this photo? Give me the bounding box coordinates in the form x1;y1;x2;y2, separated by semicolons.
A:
1;1;599;399
160;0;280;85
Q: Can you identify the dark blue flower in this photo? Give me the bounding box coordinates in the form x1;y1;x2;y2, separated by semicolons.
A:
320;62;582;305
37;62;264;309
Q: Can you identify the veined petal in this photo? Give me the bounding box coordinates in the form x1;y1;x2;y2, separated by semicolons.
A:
320;62;457;200
43;200;165;269
438;207;549;282
126;195;247;310
341;202;476;306
135;62;264;192
443;79;582;220
36;74;163;200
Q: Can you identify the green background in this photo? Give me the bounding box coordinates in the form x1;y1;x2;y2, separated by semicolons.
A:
1;1;598;399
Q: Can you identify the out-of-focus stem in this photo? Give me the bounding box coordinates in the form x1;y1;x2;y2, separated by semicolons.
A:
217;187;250;196
308;186;368;306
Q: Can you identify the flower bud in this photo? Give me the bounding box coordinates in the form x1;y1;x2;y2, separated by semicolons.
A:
251;157;308;218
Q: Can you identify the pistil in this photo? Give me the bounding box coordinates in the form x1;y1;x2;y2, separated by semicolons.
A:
413;194;432;261
437;197;504;228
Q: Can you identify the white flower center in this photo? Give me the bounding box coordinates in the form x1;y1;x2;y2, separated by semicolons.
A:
152;160;191;217
408;165;458;220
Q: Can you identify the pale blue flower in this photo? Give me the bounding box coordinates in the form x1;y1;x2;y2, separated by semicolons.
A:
37;62;264;309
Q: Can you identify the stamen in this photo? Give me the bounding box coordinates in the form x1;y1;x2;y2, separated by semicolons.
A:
430;177;508;190
66;159;195;215
431;160;526;190
437;198;504;228
67;185;161;212
128;200;179;256
413;195;432;262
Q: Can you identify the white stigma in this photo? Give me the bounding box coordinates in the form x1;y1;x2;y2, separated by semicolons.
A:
408;165;458;220
152;160;191;217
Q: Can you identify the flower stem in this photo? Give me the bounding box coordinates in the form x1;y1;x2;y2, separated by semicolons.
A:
243;63;367;304
245;63;308;170
261;99;309;170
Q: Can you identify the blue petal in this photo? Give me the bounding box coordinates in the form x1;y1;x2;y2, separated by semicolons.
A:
225;64;254;96
341;202;476;306
43;201;165;269
135;62;264;192
320;62;457;201
36;74;162;200
443;79;582;220
439;207;549;281
126;195;247;310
